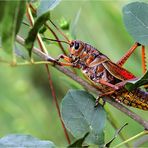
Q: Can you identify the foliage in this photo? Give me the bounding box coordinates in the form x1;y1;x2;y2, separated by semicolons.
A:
0;1;26;53
125;71;148;91
68;132;89;147
0;0;147;147
123;2;148;45
61;90;106;146
37;0;61;16
0;134;55;148
25;11;50;57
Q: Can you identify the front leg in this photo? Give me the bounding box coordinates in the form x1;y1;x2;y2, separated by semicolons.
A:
56;54;72;63
47;54;79;67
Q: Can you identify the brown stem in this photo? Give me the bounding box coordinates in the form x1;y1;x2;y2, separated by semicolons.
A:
16;35;148;130
26;4;71;144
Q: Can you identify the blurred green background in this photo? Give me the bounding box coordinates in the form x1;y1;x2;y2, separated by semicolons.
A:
0;0;147;147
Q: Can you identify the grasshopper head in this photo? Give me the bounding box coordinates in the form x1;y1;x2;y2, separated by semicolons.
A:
69;40;84;57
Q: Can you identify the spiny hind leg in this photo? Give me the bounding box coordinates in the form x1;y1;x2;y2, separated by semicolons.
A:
141;45;147;74
117;43;147;74
97;79;119;90
116;42;141;66
142;46;148;90
94;79;119;107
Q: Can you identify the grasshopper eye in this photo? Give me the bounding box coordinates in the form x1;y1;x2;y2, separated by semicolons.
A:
74;42;79;50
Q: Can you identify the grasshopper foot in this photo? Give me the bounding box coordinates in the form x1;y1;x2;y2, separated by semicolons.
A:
95;96;106;108
94;98;100;108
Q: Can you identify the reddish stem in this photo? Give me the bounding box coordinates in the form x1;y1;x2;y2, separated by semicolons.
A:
45;65;71;144
26;4;71;144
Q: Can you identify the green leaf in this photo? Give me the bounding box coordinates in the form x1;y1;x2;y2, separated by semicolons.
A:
0;1;6;23
123;2;148;45
60;17;70;30
0;134;55;148
86;131;104;146
15;1;26;34
37;0;61;16
68;132;89;148
0;1;26;53
105;123;128;147
25;12;50;57
61;90;106;146
125;71;148;91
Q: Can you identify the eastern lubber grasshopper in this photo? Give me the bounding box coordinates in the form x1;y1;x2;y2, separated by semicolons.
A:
46;20;148;111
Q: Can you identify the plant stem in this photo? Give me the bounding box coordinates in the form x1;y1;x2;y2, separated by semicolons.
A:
106;110;129;147
114;130;148;148
26;4;71;144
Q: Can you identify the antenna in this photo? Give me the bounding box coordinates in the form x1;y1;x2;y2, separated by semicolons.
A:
42;37;70;45
49;19;70;43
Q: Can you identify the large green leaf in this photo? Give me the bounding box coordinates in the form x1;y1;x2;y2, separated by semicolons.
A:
61;90;106;146
123;2;148;45
25;11;50;57
37;0;61;16
0;134;55;148
125;71;148;91
0;1;26;53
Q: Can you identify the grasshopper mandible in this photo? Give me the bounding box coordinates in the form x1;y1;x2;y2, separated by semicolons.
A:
47;20;148;111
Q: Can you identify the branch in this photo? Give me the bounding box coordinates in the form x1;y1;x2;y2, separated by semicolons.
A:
16;35;148;130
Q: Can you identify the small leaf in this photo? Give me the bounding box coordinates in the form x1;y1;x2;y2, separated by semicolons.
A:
37;0;61;16
25;12;50;57
125;71;148;91
61;90;106;146
0;1;26;53
123;2;148;45
105;123;128;148
68;132;89;148
60;17;70;30
0;134;55;148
